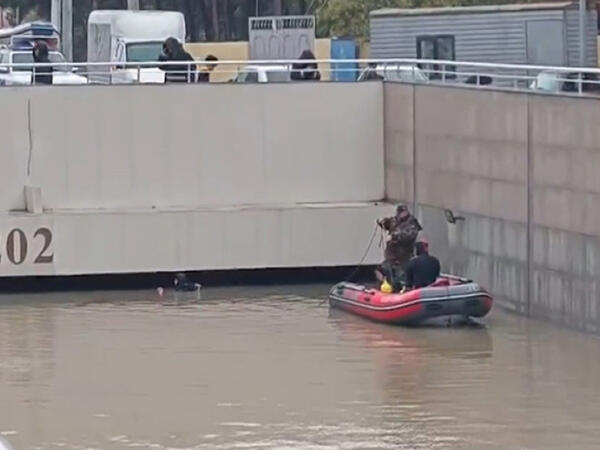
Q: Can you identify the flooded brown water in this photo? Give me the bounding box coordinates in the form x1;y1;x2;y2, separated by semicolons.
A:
1;284;600;450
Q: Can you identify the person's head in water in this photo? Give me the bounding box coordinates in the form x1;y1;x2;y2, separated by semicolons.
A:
205;54;218;72
174;272;188;287
33;41;49;63
415;240;429;256
396;204;410;220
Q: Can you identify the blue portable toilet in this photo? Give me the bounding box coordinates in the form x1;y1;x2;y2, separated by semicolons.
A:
330;37;358;81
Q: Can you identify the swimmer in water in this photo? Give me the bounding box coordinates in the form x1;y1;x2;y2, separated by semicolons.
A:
174;272;201;292
156;272;201;298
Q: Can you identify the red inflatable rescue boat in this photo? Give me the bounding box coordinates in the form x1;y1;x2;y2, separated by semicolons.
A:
329;275;493;325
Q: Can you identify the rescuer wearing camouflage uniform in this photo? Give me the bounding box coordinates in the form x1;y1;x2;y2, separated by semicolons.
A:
375;204;423;290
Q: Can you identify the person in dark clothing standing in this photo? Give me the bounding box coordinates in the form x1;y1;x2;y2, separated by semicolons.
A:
404;240;441;290
291;49;321;81
375;204;422;290
197;54;218;83
32;41;53;85
158;37;195;83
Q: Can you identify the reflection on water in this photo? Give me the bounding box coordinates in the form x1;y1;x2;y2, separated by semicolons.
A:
1;285;599;449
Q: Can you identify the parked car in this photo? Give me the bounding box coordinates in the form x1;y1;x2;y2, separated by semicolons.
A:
233;64;292;83
358;64;428;83
0;48;88;85
530;70;600;94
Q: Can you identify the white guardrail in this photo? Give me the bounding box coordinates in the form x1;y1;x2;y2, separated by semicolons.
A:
0;58;599;95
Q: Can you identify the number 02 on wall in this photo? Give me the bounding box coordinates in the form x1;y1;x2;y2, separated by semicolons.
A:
0;228;54;265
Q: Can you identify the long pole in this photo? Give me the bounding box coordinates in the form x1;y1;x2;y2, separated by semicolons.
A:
51;0;73;61
62;0;72;61
51;0;60;30
579;0;586;66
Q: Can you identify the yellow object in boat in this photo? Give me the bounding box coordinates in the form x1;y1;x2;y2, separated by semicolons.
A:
380;279;393;294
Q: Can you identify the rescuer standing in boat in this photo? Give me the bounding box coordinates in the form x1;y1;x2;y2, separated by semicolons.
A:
375;204;422;290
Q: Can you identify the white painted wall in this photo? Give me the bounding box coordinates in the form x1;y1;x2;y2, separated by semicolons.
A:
0;83;384;212
0;203;393;276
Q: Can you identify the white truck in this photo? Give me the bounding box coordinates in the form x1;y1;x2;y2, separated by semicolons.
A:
87;10;186;84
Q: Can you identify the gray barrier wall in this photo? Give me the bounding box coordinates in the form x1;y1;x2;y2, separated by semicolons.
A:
0;83;389;277
384;83;600;332
0;83;384;212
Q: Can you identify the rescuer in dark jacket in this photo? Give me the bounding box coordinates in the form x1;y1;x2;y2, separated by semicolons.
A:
404;240;441;289
375;204;422;290
32;41;53;85
158;37;196;83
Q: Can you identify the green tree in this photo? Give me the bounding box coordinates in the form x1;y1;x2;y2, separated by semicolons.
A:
0;0;51;22
317;0;542;41
317;0;400;40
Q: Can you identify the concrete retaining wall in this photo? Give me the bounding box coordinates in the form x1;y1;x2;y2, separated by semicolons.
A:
530;95;600;331
0;83;383;212
0;203;392;277
0;83;388;277
384;83;600;332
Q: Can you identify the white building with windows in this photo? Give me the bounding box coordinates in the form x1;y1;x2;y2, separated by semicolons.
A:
369;1;598;76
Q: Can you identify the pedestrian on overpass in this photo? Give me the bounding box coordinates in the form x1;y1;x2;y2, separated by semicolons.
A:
32;41;53;85
158;37;195;83
197;54;218;83
291;49;321;81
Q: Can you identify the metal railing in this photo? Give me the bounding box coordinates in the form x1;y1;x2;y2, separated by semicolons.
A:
1;58;599;96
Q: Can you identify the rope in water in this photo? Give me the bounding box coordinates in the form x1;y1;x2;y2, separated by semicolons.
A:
345;223;382;282
317;223;382;307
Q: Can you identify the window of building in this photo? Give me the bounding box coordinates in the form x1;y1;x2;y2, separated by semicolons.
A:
416;35;456;79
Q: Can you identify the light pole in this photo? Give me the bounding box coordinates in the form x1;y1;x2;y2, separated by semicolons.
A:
579;0;586;66
51;0;72;61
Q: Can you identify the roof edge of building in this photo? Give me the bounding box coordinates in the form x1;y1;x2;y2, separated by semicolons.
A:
371;2;576;18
